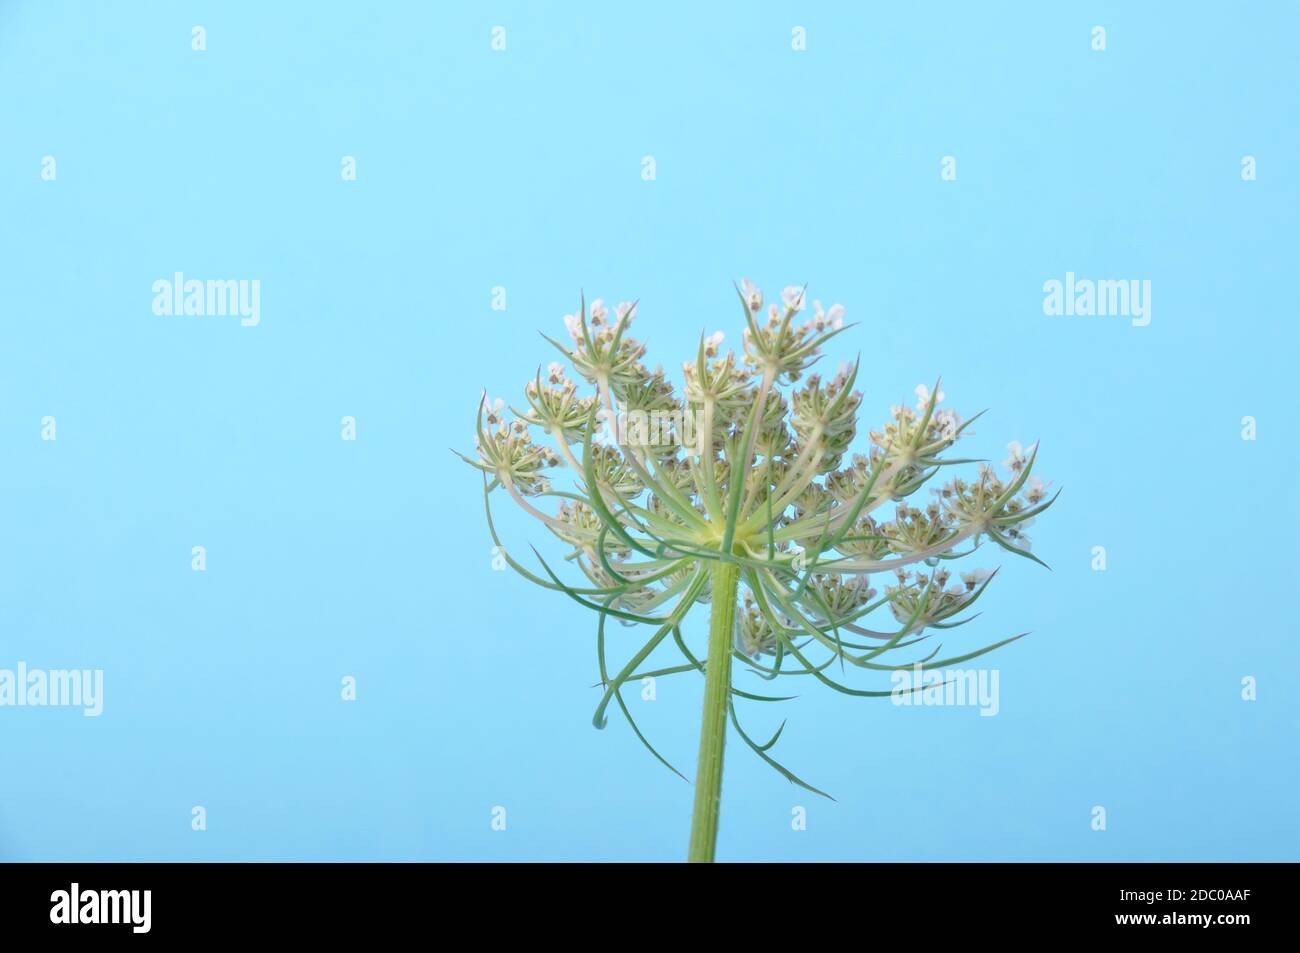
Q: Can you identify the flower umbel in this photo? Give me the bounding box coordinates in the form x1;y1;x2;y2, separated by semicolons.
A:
459;283;1059;862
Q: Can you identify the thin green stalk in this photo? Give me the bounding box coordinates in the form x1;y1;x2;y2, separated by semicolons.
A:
688;559;740;863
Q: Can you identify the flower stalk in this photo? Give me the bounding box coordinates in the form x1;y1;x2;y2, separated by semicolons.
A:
688;559;740;863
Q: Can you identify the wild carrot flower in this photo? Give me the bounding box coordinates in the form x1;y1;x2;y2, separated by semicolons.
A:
459;282;1058;862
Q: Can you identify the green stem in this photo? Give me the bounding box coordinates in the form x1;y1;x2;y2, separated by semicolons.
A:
688;559;740;863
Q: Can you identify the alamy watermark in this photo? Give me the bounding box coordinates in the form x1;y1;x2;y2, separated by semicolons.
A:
0;662;104;716
595;402;704;456
50;883;150;933
152;272;260;327
891;664;1000;716
1042;272;1150;327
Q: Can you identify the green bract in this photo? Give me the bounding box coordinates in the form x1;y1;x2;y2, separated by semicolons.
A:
460;283;1058;862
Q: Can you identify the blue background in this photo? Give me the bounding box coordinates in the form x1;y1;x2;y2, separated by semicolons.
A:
2;2;1296;861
